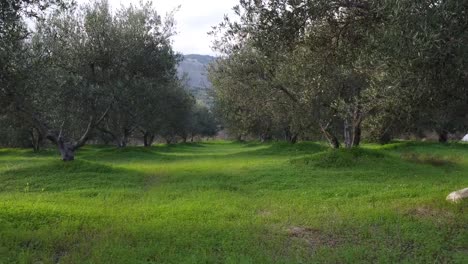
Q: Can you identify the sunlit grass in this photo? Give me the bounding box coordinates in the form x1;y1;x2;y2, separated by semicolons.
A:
0;141;467;263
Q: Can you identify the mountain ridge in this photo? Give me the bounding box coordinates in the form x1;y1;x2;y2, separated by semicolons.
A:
177;54;216;105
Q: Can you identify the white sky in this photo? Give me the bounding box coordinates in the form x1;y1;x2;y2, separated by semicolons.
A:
76;0;238;55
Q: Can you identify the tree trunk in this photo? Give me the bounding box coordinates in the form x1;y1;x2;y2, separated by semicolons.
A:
320;124;340;149
58;141;75;161
166;136;174;144
344;114;362;148
117;137;127;148
25;104;111;161
352;122;362;147
143;132;149;147
343;119;352;148
288;134;298;144
143;132;155;147
284;127;291;141
117;129;130;148
379;131;392;145
324;133;340;149
283;126;298;144
260;132;272;143
329;134;340;149
30;127;43;152
438;131;448;143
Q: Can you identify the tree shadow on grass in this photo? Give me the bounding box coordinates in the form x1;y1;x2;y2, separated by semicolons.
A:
239;142;327;156
289;146;467;182
1;142;327;165
2;142;466;194
3;199;465;264
0;160;146;192
0;207;290;264
74;142;326;165
380;141;468;151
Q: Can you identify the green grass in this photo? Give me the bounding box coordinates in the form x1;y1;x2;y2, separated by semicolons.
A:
0;141;467;263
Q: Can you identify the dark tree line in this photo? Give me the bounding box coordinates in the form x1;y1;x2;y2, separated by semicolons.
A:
1;0;218;160
209;0;468;147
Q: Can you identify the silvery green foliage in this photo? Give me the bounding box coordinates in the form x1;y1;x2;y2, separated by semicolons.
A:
2;0;194;159
210;0;468;146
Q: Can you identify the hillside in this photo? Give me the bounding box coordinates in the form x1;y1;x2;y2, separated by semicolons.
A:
177;54;216;105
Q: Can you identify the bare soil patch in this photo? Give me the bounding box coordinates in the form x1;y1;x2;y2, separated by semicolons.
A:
405;206;456;225
287;226;342;249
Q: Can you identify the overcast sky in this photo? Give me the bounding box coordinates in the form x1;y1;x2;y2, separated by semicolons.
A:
76;0;238;55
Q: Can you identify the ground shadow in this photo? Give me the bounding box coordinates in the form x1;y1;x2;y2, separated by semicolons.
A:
0;159;146;192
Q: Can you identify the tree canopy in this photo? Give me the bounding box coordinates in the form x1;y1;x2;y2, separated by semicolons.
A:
1;0;218;160
209;0;468;147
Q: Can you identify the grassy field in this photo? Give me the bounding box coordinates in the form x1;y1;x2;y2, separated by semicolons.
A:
0;141;467;263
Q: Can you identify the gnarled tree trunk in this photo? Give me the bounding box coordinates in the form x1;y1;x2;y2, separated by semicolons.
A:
344;119;352;148
320;123;340;149
343;112;362;148
118;138;127;148
165;136;175;144
58;140;75;161
30;127;43;152
260;132;272;143
117;128;131;148
288;134;298;144
284;126;298;144
18;104;111;161
379;131;392;145
143;132;155;147
438;130;448;143
352;121;362;147
329;134;340;149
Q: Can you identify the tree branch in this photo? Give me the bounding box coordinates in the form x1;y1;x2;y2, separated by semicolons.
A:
73;104;112;150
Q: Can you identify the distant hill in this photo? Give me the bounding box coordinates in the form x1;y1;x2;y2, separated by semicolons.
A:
177;54;216;106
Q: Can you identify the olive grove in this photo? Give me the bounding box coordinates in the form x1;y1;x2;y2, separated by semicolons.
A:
209;0;468;147
1;0;218;160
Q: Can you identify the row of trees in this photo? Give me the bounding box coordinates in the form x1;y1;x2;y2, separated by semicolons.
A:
1;0;217;160
209;0;468;147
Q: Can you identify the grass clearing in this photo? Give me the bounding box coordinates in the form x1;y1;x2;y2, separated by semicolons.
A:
0;141;467;263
